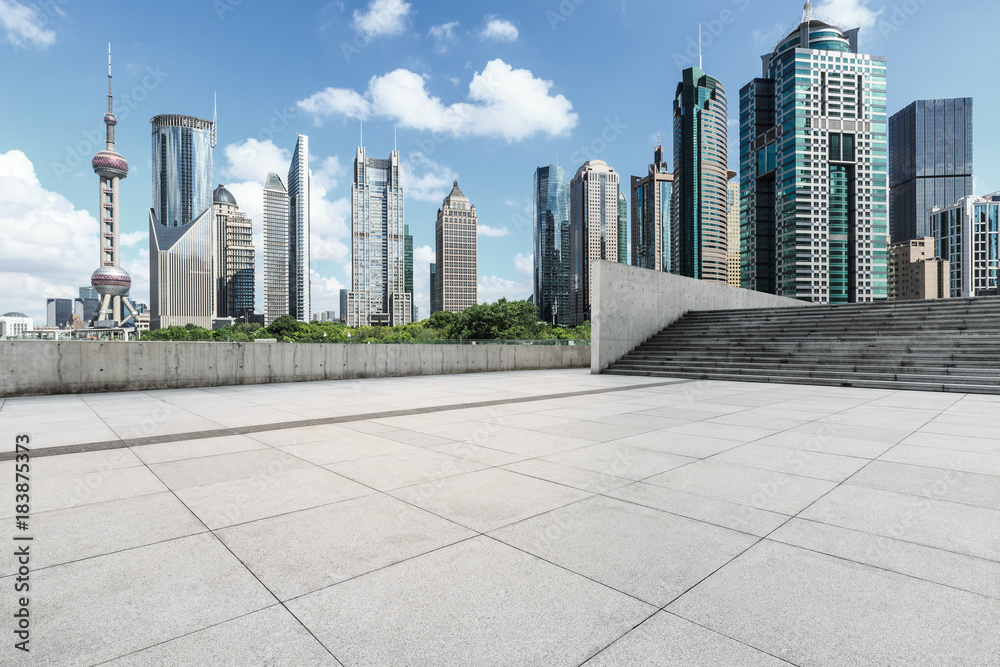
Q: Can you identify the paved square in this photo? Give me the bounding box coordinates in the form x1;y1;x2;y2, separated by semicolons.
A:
1;368;998;665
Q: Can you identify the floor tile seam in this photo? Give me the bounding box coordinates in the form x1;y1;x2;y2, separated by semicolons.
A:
0;379;694;462
207;488;388;533
89;603;290;667
571;610;662;667
0;488;173;523
687;457;862;484
657;609;802;666
630;476;797;517
773;515;1000;568
841;474;1000;511
750;438;897;462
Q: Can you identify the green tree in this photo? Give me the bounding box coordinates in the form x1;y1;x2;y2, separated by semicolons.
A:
266;315;303;341
447;298;544;340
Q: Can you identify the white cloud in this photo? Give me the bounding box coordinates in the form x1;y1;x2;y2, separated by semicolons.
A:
477;275;531;304
480;17;518;43
413;244;434;319
120;231;147;248
478;224;509;237
222;138;292;184
814;0;881;30
297;59;578;142
0;150;102;322
309;268;347;314
352;0;411;40
401;152;457;203
428;21;459;54
514;252;533;275
753;23;786;48
0;0;57;49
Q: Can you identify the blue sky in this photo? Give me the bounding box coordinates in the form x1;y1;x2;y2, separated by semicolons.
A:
1;0;997;324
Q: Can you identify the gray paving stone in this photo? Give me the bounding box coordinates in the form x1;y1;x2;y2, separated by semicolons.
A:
286;536;655;667
710;442;869;482
324;447;487;491
0;465;168;516
541;442;695;481
663;421;778;443
668;540;1000;667
879;443;1000;477
582;611;790;666
279;433;417;465
149;448;311;490
102;605;342;666
902;430;1000;455
847;460;1000;510
389;467;591;532
428;440;528;466
502;458;634;493
491;495;757;606
755;430;893;459
217;494;474;600
610;431;740;458
131;434;271;465
538;420;655;442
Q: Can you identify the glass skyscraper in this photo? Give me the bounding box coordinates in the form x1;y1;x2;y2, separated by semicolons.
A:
889;98;973;243
262;172;289;326
630;146;674;272
673;66;729;284
148;114;215;329
287;135;311;322
404;224;413;319
617;192;628;264
533;165;571;326
348;146;411;327
740;5;887;303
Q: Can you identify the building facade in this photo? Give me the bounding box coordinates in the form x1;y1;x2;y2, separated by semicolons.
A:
740;4;887;303
887;238;948;300
429;264;437;317
212;184;255;320
617;192;628;263
287;135;311;322
434;181;478;313
889;98;973;242
727;173;740;286
404;224;414;319
262;172;289;326
673;66;729;284
533;165;571;326
570;160;620;326
630;146;674;273
929;195;1000;297
347;147;411;327
0;313;32;339
149;114;215;329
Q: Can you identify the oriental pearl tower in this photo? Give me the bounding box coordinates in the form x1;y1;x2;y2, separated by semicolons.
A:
90;44;139;326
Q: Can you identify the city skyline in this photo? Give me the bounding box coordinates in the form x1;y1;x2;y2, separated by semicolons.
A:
2;0;999;323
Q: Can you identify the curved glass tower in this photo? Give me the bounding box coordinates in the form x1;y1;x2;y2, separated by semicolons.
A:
533;165;570;326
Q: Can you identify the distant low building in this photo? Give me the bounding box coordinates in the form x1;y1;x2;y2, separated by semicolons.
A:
887;238;949;300
0;312;33;339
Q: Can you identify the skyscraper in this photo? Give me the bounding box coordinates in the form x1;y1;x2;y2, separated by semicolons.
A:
347;146;411;327
631;146;674;273
287;135;311;322
570;160;620;326
617;192;628;264
213;184;255;320
889;98;973;242
929;195;1000;297
727;172;740;286
740;2;887;303
434;181;478;313
148;113;215;329
404;224;414;319
429;263;437;316
673;66;729;284
533;165;571;326
263;172;289;326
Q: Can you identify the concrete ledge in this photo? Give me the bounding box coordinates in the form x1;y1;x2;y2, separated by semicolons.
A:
591;260;808;373
0;342;590;397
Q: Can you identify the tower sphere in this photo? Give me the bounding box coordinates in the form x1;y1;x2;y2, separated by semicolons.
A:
90;265;132;297
92;150;129;179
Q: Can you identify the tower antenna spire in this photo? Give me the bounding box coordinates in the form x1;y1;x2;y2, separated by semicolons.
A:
211;92;217;148
698;24;702;69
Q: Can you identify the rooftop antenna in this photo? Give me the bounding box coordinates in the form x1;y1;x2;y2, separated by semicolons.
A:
394;124;397;152
656;130;661;147
698;23;702;69
211;92;217;148
803;1;813;22
360;119;363;148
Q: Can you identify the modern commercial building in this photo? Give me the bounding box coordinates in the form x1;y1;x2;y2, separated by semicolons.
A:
433;181;478;313
347;146;411;326
404;224;414;319
739;3;888;303
889;98;973;242
339;289;348;324
929;195;1000;297
673;65;729;284
148;113;215;329
212;184;255;321
630;146;674;273
532;165;571;326
570;160;620;326
0;313;32;339
429;264;437;317
617;192;628;264
886;238;948;300
262;172;289;326
287;135;311;322
727;172;740;286
46;298;74;329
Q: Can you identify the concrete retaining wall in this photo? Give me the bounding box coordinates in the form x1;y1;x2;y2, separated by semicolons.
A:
591;260;808;373
0;341;590;397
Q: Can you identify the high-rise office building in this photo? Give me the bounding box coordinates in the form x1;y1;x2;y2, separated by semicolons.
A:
673;66;729;284
287;135;311;322
533;165;571;326
404;224;414;319
429;263;437;316
727;172;740;286
262;172;289;326
740;2;887;303
47;299;74;329
889;98;973;242
148;113;215;329
570;160;620;326
617;192;628;264
339;288;348;324
631;146;674;273
213;184;255;320
434;181;478;313
347;146;411;326
887;238;948;301
929;195;1000;297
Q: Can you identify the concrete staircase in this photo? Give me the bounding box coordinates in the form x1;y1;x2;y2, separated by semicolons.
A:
603;296;1000;394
